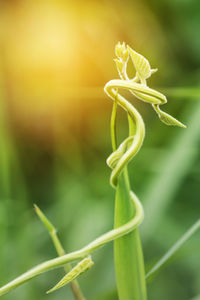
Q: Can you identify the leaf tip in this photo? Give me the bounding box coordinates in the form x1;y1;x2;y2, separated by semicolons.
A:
33;203;39;213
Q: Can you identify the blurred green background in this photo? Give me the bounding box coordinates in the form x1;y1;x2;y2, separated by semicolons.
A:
0;0;200;299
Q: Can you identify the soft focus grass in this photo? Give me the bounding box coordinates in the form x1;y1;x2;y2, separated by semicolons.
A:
0;0;200;299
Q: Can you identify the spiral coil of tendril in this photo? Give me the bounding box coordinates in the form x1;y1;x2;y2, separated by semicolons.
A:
104;42;186;222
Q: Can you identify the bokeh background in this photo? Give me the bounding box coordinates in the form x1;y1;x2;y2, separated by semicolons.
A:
0;0;200;299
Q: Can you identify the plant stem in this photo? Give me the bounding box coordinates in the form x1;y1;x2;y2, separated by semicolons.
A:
114;168;147;300
109;86;147;299
34;205;86;300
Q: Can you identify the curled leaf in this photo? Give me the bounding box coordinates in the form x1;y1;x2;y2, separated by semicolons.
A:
153;104;186;128
46;257;94;294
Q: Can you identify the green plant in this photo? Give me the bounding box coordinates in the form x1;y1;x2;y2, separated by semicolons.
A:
0;43;199;300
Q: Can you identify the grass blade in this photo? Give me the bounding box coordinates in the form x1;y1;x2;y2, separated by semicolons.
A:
146;219;200;281
34;204;86;300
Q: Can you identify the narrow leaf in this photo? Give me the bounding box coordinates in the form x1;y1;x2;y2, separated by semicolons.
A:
34;204;55;233
146;219;200;281
153;104;186;128
46;257;94;294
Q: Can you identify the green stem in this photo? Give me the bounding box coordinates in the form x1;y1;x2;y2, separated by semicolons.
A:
110;94;146;299
34;205;86;300
111;99;118;151
114;169;147;300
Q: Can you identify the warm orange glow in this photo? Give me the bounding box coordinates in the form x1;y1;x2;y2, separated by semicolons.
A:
0;0;167;144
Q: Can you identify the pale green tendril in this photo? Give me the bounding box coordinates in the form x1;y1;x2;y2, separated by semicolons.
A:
0;43;186;297
105;42;186;188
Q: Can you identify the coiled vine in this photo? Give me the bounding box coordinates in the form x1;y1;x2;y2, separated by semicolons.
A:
0;43;186;300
